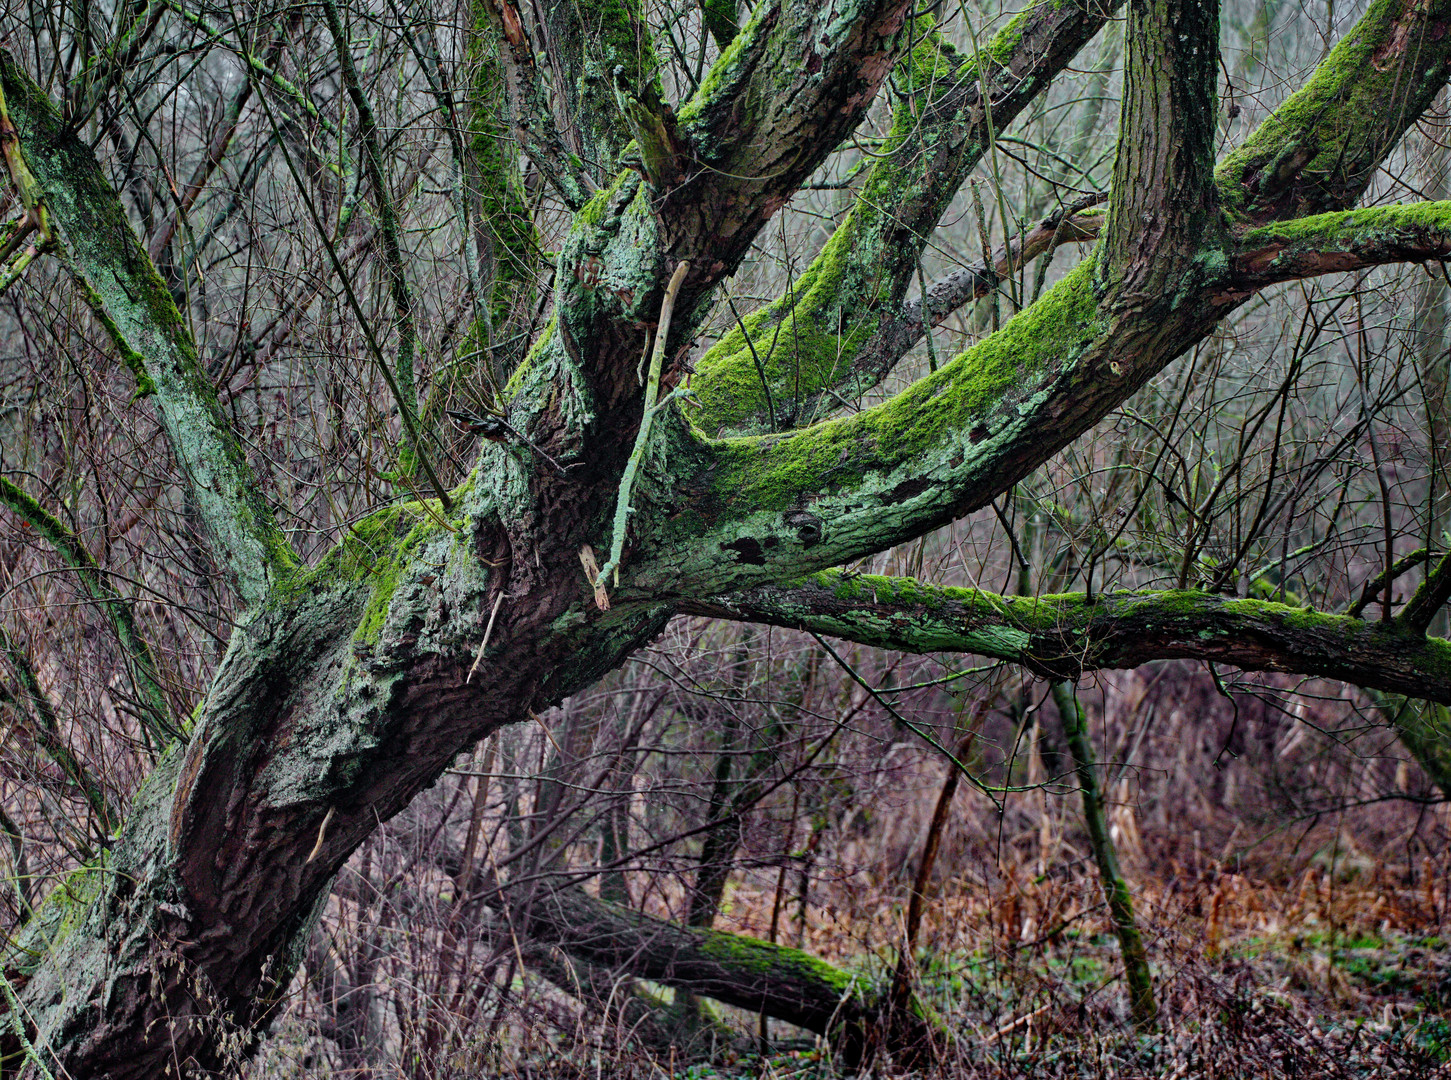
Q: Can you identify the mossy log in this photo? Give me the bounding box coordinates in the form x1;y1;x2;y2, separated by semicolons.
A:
502;884;939;1062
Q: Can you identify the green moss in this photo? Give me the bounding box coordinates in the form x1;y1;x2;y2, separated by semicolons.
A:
694;929;866;999
1215;0;1451;220
693;218;886;431
699;0;738;48
351;509;450;645
690;5;1094;436
1238;201;1451;253
708;260;1101;512
501;312;559;400
285;500;461;648
984;8;1031;65
678;0;770;133
13;860;106;971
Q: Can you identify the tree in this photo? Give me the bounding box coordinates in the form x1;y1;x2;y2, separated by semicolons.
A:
3;0;1451;1072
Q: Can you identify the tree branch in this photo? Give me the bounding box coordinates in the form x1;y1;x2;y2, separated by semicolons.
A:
0;52;296;608
496;882;927;1060
1400;546;1451;632
627;0;1451;604
682;572;1451;704
1230;202;1451;289
666;0;916;287
1102;0;1224;293
1218;0;1451;226
0;476;175;745
538;0;664;185
482;0;593;209
691;0;1117;435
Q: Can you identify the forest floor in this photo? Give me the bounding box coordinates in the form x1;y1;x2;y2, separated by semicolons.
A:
632;854;1451;1078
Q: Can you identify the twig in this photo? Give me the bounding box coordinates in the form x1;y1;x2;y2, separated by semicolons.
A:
249;70;453;511
726;291;776;432
0;967;55;1080
985;1004;1050;1044
305;807;336;865
467;592;507;683
578;545;609;610
593;261;690;606
527;709;564;756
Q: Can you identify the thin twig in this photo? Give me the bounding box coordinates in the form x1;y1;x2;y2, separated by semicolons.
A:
248;67;453;510
305;806;336;865
467;592;507;683
594;261;691;605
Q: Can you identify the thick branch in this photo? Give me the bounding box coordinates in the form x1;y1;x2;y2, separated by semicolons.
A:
1103;0;1223;291
1231;202;1451;288
0;53;295;607
540;0;661;183
626;0;1451;604
482;0;593;209
666;0;916;289
692;1;1117;435
1218;0;1451;226
683;572;1451;704
501;883;928;1058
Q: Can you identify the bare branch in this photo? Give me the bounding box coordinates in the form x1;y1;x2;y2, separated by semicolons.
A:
0;52;296;608
0;475;175;745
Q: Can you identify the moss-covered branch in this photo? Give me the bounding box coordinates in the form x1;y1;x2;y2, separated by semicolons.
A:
0;52;296;608
683;572;1451;704
501;882;929;1059
1232;201;1451;287
666;0;917;294
625;0;1451;604
481;0;592;209
691;0;1116;435
542;0;662;184
1216;0;1451;225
